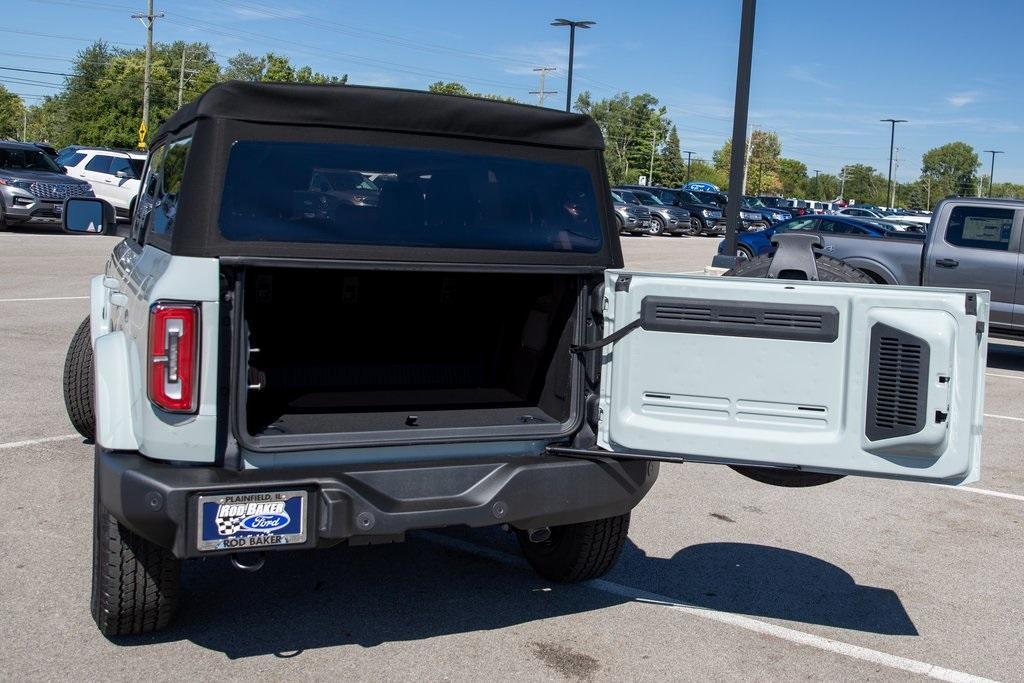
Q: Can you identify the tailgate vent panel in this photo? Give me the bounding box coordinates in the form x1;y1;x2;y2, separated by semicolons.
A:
641;296;839;342
866;323;929;441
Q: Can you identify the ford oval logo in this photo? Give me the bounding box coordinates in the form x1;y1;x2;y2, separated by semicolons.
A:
240;512;290;532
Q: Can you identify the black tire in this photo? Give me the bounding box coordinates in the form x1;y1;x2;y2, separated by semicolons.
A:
736;244;754;261
724;252;874;285
0;202;8;231
684;217;701;236
724;252;873;487
63;316;95;440
92;501;180;636
648;215;665;236
615;214;625;234
517;513;630;582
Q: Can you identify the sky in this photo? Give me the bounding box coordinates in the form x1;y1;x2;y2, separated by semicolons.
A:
5;0;1023;184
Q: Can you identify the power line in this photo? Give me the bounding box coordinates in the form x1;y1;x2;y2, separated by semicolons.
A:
0;65;73;77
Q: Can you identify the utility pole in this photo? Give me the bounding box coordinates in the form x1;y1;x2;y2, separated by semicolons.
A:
682;150;695;183
647;128;659;186
132;0;164;149
880;118;906;210
529;67;557;107
983;150;1003;197
813;169;821;200
177;46;188;109
740;126;753;194
839;166;846;200
926;175;931;209
22;110;27;141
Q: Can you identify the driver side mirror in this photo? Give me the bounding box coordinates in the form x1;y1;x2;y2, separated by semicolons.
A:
62;197;115;235
115;170;132;179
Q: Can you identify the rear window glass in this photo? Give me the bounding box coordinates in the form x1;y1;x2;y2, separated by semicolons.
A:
218;141;603;253
945;205;1014;251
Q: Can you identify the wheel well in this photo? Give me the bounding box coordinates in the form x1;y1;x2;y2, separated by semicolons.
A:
856;267;887;284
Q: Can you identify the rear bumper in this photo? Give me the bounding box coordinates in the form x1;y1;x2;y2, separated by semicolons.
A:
97;446;658;559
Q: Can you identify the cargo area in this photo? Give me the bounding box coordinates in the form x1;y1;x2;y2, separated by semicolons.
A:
239;267;581;442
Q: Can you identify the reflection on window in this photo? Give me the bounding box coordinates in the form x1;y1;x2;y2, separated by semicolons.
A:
945;206;1013;251
218;141;603;253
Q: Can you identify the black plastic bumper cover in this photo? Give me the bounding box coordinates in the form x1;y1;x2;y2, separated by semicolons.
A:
96;446;658;559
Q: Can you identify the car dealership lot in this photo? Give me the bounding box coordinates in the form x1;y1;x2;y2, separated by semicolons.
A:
1;230;1021;682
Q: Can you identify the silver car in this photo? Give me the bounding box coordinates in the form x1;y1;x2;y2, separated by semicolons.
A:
617;188;693;236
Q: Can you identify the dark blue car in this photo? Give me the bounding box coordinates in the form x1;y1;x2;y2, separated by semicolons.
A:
717;214;923;260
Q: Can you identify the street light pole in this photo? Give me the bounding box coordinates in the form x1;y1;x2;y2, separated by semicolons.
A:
880;118;906;209
983;150;1003;197
551;19;595;113
711;0;757;269
813;169;821;200
682;150;695;183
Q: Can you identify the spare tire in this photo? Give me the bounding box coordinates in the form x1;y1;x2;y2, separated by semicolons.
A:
722;252;873;487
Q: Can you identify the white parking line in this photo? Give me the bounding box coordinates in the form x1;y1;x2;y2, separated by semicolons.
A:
953;486;1024;502
0;434;79;450
0;296;89;303
986;372;1024;380
423;533;994;683
984;413;1024;422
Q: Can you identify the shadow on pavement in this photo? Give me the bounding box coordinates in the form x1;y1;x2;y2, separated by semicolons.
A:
986;342;1024;372
118;526;915;658
611;539;917;636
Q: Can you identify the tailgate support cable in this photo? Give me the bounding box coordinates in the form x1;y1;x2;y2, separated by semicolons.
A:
570;319;641;354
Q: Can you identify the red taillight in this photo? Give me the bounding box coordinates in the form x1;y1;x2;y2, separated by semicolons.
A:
149;303;200;413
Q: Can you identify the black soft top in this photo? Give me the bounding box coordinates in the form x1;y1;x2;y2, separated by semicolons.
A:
157;81;604;150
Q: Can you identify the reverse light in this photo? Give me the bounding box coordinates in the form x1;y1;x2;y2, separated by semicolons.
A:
149;302;200;413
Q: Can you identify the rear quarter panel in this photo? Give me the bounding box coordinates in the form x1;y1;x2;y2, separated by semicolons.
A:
821;233;923;285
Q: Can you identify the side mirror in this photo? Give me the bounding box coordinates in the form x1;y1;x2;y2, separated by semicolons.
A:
62;197;116;235
115;170;130;179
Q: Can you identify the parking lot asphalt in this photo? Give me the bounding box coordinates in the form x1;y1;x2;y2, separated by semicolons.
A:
1;229;1021;682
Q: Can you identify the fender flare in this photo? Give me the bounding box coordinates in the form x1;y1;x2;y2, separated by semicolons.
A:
89;274;110;342
94;331;140;451
833;256;898;285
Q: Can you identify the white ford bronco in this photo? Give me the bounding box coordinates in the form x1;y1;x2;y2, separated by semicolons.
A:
61;82;989;636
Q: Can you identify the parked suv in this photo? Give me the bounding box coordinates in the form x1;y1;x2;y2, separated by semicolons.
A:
620;185;723;235
611;190;652;235
0;141;94;230
612;187;692;235
60;147;145;218
62;82;988;636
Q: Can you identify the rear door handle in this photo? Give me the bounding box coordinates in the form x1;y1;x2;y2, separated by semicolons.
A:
935;258;959;268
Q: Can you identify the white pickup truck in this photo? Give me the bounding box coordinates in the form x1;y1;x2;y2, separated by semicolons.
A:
60;81;989;637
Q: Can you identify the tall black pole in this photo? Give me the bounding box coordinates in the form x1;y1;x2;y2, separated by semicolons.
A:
881;118;906;208
683;150;694;183
711;0;756;269
983;150;1003;196
886;122;895;206
565;25;575;112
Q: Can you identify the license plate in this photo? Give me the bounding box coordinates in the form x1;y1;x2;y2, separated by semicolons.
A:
197;490;307;552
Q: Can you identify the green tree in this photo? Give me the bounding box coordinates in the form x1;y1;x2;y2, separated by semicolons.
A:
574;91;668;185
777;158;808;197
224;52;266;81
0;84;25;139
712;130;782;192
841;163;887;205
922;141;979;198
655;125;686;186
427;81;515;102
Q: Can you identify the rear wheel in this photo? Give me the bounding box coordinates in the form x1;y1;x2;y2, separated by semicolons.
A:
648;215;665;236
63;316;95;440
724;253;873;487
517;513;630;582
92;500;180;636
